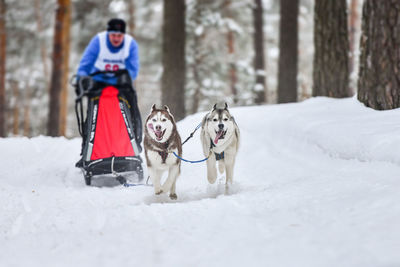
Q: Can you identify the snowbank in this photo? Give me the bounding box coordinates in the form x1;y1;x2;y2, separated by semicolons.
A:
1;97;399;267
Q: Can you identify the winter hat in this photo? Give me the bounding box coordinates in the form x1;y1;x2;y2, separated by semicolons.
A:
107;18;126;33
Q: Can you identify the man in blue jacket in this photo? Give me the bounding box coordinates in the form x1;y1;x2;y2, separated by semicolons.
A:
75;18;142;166
77;18;139;85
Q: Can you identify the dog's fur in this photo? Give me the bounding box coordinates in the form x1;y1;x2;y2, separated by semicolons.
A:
200;103;240;187
144;104;182;199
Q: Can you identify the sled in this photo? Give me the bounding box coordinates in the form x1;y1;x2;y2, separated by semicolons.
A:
74;70;144;186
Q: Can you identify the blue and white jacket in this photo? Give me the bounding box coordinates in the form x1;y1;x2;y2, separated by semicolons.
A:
77;31;139;85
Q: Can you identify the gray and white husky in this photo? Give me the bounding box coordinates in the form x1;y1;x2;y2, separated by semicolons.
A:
144;104;182;200
200;103;240;187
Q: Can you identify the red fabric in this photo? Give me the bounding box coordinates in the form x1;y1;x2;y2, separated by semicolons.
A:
91;86;135;160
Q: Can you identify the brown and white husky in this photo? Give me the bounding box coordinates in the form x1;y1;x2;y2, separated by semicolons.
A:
144;104;182;199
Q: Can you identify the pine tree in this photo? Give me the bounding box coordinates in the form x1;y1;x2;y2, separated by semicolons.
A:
225;0;238;104
161;0;186;120
59;1;71;136
357;0;400;110
0;0;5;137
253;0;266;104
48;0;70;136
278;0;299;103
313;0;350;98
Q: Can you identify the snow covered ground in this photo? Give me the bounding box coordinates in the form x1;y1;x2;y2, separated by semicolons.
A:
1;96;400;267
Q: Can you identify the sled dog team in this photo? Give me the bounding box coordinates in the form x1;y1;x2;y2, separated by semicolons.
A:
144;103;240;200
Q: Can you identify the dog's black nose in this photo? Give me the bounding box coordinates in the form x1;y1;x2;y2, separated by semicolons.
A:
218;123;224;130
155;125;161;131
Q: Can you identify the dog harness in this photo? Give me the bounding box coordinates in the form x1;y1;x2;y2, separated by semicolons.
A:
214;151;225;161
210;139;225;161
158;141;169;163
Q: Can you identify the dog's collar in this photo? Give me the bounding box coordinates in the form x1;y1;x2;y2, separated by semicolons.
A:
214;151;224;161
151;139;169;150
210;138;224;161
163;140;169;149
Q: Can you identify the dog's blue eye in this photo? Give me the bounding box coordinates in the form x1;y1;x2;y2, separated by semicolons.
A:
152;119;156;122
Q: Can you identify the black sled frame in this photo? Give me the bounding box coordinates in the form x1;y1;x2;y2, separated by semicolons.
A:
73;70;144;186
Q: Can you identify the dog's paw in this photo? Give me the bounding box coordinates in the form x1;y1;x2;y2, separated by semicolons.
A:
155;189;163;195
169;193;177;200
207;175;217;184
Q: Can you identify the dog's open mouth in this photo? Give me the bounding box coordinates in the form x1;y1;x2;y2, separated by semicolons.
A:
154;129;166;141
148;123;166;141
214;130;227;144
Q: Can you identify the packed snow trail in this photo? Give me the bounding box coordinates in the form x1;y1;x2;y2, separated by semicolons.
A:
0;97;399;267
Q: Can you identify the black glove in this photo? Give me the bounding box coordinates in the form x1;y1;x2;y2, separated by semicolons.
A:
117;70;132;87
76;76;93;96
75;76;81;95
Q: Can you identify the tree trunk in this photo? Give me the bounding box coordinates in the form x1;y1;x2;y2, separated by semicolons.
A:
126;0;137;89
23;85;32;137
357;1;400;110
191;0;205;114
313;0;350;98
127;0;135;37
0;0;6;137
47;0;70;136
11;81;19;135
161;0;186;120
278;0;299;103
34;0;50;90
191;38;204;114
225;0;238;104
227;30;237;103
59;1;71;136
253;0;266;104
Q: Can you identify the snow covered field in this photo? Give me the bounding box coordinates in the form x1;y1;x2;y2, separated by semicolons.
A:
1;97;399;267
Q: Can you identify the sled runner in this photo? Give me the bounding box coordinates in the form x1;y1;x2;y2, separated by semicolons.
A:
74;70;144;186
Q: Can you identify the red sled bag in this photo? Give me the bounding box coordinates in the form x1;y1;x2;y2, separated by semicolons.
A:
74;71;143;186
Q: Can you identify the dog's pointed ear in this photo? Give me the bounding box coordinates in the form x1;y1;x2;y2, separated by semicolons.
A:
202;112;209;126
164;105;176;122
151;104;157;112
212;104;217;111
224;102;228;110
163;105;170;113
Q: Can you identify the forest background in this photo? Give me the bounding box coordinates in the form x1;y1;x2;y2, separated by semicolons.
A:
1;0;395;138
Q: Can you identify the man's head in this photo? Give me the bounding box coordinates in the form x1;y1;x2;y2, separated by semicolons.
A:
107;18;126;47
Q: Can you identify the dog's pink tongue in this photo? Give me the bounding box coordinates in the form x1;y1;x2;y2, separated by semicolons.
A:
214;131;223;144
155;131;163;139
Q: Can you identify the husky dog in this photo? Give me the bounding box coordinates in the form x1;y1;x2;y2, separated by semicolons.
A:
200;103;240;187
144;104;182;199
